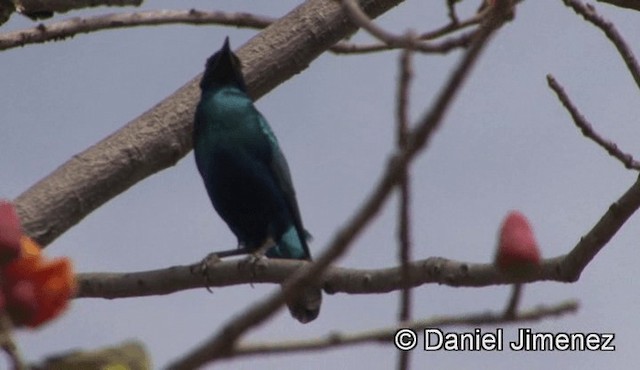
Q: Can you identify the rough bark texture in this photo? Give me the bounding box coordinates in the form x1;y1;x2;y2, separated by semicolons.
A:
15;0;405;247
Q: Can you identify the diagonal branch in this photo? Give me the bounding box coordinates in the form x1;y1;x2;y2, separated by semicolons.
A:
166;5;509;369
14;0;407;248
547;75;640;170
564;0;640;90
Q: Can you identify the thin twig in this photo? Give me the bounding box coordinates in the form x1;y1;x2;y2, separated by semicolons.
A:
395;47;414;370
547;75;640;170
0;9;274;51
230;300;579;358
331;30;476;55
166;6;508;370
503;283;522;319
563;0;640;90
330;9;486;55
0;314;26;370
340;0;481;53
1;7;482;54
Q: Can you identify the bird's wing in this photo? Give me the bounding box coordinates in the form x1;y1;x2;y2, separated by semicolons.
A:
256;113;312;259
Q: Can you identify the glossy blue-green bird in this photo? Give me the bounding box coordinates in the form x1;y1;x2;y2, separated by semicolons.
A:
193;38;321;323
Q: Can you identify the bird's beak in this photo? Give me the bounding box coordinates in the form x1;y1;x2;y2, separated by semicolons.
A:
221;37;232;55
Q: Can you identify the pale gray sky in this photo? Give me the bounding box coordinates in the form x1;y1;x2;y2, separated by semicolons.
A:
3;1;639;368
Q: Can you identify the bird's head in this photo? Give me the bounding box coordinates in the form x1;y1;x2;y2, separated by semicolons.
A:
200;37;247;92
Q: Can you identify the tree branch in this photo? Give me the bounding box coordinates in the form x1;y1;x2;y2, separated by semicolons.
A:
597;0;640;11
564;0;640;90
75;171;640;299
230;300;579;358
0;7;480;54
2;0;141;25
341;0;481;53
547;75;640;170
15;0;141;14
395;47;414;370
14;0;407;248
0;9;274;51
166;5;508;369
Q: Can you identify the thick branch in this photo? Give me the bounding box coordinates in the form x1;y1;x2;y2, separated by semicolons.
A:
14;0;406;247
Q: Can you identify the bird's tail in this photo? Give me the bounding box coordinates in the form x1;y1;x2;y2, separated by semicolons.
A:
283;284;322;324
269;226;322;323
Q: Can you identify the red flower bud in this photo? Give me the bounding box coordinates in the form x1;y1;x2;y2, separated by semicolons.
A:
0;201;22;264
495;211;541;276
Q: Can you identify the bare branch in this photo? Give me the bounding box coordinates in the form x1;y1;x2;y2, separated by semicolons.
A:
331;31;475;54
3;0;141;25
0;5;483;54
71;256;574;299
0;9;274;51
330;10;485;55
231;300;579;358
564;0;640;90
547;75;640;170
340;0;481;53
561;173;640;280
395;47;414;370
166;6;508;369
14;0;406;248
75;171;640;299
597;0;640;11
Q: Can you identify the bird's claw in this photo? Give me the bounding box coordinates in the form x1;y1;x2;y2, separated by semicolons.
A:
239;253;269;281
191;252;222;293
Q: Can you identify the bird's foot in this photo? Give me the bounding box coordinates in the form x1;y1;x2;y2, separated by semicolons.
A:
239;253;269;282
191;252;223;293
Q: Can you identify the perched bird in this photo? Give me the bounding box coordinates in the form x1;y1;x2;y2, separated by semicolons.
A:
193;38;321;323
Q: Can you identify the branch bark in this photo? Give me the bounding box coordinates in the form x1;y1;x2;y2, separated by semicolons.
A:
14;0;406;247
0;9;274;51
166;5;508;368
75;170;640;299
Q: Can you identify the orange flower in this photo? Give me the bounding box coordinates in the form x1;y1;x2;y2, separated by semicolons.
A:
2;236;76;327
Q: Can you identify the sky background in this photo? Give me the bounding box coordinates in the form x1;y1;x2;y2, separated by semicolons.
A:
2;0;640;368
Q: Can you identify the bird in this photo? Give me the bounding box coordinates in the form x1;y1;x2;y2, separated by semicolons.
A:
192;38;322;323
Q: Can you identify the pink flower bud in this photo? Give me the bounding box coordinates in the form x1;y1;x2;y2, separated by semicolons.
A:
495;211;541;275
